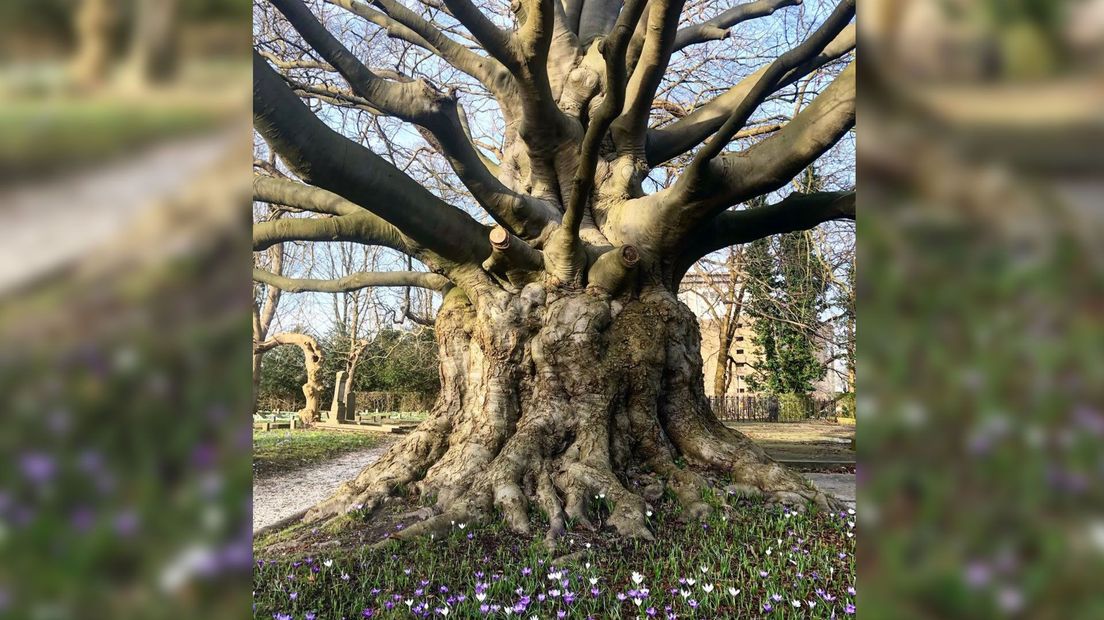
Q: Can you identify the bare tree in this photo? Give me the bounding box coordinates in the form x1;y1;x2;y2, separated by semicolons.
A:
252;0;855;541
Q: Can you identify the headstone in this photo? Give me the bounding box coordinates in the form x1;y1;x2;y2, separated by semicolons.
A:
327;371;347;424
343;390;356;423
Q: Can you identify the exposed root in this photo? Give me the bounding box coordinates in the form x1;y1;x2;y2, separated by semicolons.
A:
258;287;843;550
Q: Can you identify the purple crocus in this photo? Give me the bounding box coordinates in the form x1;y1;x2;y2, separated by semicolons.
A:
845;603;856;614
20;452;56;483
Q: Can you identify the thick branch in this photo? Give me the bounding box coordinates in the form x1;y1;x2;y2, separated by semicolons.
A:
255;174;363;216
613;0;685;155
271;0;446;123
272;0;556;241
441;0;518;72
673;0;802;52
625;60;854;257
253;268;449;293
704;60;855;210
647;23;854;166
685;0;854;170
254;50;490;266
547;0;648;283
251;212;411;255
678;191;854;268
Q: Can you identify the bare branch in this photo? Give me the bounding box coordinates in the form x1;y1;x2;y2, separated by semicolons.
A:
685;0;854;171
704;61;855;210
441;0;518;71
613;0;685;155
677;191;854;271
254;267;449;293
673;0;802;52
647;23;855;166
254;51;491;266
328;0;508;92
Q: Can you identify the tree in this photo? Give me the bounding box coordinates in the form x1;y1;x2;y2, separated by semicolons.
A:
255;332;326;424
744;230;829;395
252;0;856;541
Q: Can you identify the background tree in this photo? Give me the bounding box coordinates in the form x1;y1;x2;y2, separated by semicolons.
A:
252;0;856;541
744;166;832;395
743;229;829;395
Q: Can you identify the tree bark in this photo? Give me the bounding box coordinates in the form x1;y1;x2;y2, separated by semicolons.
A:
71;0;118;90
255;333;325;424
297;284;834;542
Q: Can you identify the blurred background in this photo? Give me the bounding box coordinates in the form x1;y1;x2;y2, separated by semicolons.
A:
859;0;1104;618
0;0;251;618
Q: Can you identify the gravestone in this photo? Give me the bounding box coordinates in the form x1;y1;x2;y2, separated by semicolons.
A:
344;390;356;423
327;371;347;424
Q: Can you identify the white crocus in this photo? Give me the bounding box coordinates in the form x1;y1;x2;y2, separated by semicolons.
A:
476;592;486;602
728;587;740;597
631;571;644;585
323;559;333;568
702;584;714;594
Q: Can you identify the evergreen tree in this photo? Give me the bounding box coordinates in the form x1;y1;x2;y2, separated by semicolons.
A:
744;175;830;395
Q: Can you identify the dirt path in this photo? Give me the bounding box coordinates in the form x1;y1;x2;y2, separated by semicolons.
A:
253;442;394;534
0;130;239;294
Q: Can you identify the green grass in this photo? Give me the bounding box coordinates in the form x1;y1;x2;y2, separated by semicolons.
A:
0;98;225;180
253;429;388;477
253;495;856;619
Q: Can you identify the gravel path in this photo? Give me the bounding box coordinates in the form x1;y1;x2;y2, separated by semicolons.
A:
0;130;238;294
253;442;394;533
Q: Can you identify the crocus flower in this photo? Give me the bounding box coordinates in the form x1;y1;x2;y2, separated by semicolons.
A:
845;603;856;614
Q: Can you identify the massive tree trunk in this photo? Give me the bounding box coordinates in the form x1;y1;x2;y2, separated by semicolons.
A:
301;283;832;542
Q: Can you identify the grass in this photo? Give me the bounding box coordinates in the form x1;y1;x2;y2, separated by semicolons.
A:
0;59;247;181
253;491;856;619
254;429;389;478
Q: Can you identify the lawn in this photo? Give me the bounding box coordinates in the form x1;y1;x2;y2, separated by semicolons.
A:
253;492;857;619
0;60;247;181
254;429;389;478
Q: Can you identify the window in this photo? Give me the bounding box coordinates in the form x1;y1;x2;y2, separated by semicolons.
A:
735;349;744;355
735;336;744;342
734;362;745;367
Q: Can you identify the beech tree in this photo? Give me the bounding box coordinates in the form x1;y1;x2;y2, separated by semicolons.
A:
253;0;856;541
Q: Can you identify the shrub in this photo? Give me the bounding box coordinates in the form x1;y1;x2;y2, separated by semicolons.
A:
777;393;814;422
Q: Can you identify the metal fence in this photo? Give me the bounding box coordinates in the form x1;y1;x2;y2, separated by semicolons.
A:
708;395;837;422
